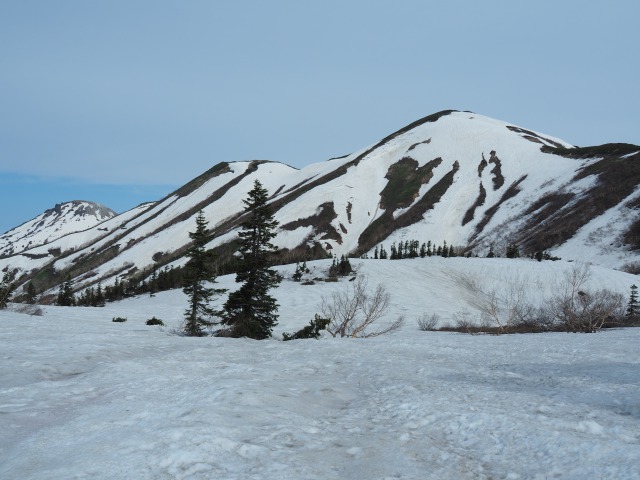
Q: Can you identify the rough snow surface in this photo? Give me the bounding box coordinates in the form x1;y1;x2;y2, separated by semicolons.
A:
1;259;639;479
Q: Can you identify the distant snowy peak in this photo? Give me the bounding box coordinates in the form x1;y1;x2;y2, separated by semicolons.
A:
0;200;116;257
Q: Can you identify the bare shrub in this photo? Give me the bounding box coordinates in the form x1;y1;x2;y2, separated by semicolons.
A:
448;271;538;333
544;263;625;332
417;313;439;331
320;276;404;338
620;261;640;275
10;303;44;316
452;310;475;333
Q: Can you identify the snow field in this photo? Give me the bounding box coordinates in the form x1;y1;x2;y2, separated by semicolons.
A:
1;258;639;479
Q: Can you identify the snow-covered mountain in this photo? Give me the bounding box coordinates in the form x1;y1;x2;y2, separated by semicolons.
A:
0;201;116;257
1;110;639;299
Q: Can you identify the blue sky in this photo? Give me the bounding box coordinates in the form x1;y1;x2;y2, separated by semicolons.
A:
1;1;639;234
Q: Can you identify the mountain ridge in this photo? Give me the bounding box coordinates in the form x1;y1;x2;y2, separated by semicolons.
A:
1;110;639;302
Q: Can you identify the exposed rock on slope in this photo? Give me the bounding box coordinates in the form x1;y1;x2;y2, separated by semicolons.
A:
1;111;638;299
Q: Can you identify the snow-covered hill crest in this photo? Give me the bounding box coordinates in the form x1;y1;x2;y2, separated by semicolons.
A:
1;110;639;299
0;201;116;257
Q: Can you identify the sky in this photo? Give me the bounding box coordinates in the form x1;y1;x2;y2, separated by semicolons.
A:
1;0;639;234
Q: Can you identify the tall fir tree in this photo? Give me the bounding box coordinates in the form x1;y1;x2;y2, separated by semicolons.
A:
25;282;37;304
627;284;639;322
221;180;282;339
183;210;225;336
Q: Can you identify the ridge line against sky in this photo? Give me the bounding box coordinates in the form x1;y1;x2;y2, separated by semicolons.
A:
1;0;639;234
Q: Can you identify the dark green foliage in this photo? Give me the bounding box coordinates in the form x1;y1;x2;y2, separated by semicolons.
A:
77;284;106;307
25;282;37;304
0;271;15;309
292;263;303;282
221;180;282;339
112;316;127;323
506;243;520;259
329;255;353;276
487;245;495;258
627;284;639;322
283;315;331;341
183;210;226;337
146;317;165;326
56;278;76;306
375;240;456;261
532;251;561;262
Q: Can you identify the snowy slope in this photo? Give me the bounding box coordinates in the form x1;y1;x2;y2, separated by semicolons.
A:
1;110;638;299
1;258;639;480
0;201;116;257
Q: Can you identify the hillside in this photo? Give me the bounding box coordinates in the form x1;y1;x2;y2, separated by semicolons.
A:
1;110;639;301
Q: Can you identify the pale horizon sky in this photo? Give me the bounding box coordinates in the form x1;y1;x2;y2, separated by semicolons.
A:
1;0;639;234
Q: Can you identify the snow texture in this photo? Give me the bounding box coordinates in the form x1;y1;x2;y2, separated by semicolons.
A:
1;258;639;479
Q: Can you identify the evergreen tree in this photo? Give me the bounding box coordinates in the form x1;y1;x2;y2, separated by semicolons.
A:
379;245;388;259
419;242;427;258
149;267;158;296
0;271;15;309
329;255;353;276
95;283;105;307
221;180;282;339
183;210;225;336
292;262;303;282
374;245;379;259
627;284;639;322
506;243;520;258
56;278;76;306
487;244;495;258
25;282;37;304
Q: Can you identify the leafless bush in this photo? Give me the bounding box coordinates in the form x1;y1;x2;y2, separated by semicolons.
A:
452;310;476;333
449;271;538;333
620;261;640;275
10;303;44;316
544;263;625;332
320;276;404;338
417;313;439;331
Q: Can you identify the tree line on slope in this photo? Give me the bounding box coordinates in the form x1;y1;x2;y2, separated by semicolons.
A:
365;240;559;261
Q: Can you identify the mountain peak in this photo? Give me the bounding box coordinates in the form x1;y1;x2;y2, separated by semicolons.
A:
0;200;116;257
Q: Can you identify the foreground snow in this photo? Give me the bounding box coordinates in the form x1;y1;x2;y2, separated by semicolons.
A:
1;259;639;479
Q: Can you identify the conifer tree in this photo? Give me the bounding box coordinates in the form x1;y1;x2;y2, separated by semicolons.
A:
419;242;427;258
183;210;225;336
56;278;76;306
221;180;282;339
627;284;639;322
25;282;37;304
0;271;15;309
